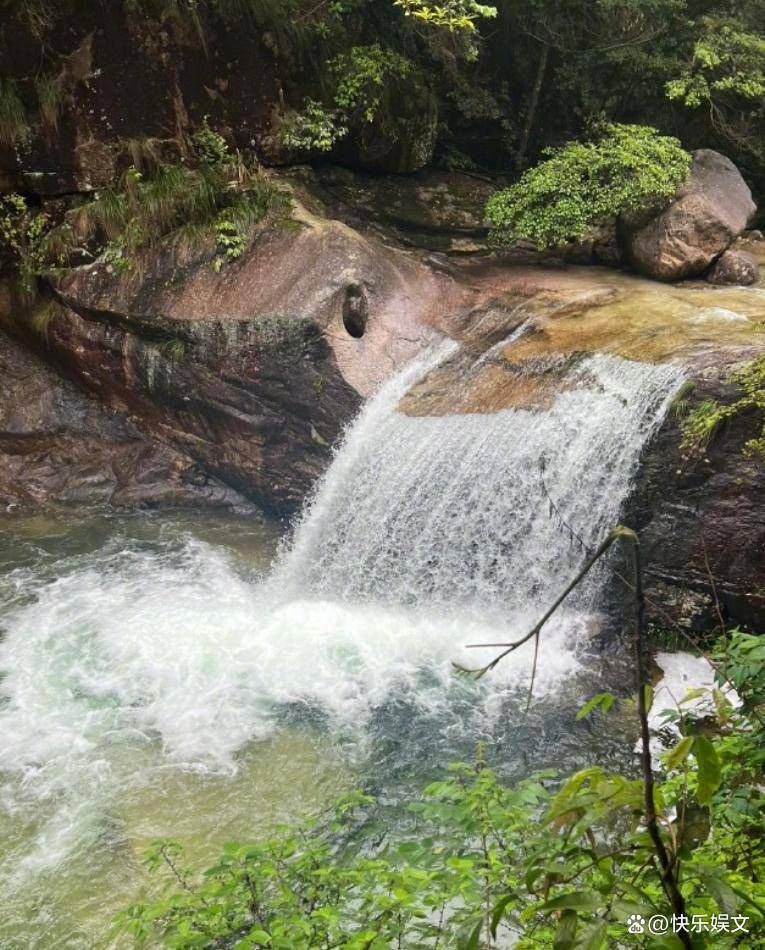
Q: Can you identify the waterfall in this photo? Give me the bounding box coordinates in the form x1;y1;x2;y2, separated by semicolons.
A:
278;345;684;615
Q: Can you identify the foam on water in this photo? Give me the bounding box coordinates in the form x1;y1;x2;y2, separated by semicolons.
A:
0;342;684;902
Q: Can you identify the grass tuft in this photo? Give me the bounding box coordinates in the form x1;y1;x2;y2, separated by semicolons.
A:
680;356;765;459
34;74;65;133
0;80;28;147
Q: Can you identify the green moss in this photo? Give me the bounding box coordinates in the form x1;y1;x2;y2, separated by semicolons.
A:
160;338;187;361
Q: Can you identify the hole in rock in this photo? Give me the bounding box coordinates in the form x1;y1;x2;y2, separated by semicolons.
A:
342;285;368;338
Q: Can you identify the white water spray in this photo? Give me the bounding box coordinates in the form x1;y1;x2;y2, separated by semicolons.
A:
279;349;684;611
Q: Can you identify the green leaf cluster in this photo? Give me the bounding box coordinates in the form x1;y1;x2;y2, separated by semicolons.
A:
280;44;413;153
394;0;497;33
485;124;691;249
0;193;68;296
666;18;765;108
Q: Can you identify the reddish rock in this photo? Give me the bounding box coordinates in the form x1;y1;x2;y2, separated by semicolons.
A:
0;328;246;510
3;200;464;515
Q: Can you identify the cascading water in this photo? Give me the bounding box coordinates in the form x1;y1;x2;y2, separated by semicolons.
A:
0;340;684;946
280;346;683;609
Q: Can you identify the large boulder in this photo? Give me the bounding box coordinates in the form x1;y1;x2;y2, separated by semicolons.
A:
706;249;759;286
622;150;756;282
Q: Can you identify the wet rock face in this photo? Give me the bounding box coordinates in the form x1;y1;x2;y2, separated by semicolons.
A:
0;203;459;515
10;299;362;517
706;249;759;286
0;329;246;510
623;150;757;282
625;353;765;633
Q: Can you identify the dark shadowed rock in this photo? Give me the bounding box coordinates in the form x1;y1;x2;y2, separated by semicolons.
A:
622;150;756;282
303;166;495;252
345;83;439;174
706;249;759;286
625;347;765;632
0;328;248;510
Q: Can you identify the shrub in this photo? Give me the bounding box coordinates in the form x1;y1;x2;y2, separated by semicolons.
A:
0;193;65;295
192;116;232;169
280;44;412;153
485;124;691;249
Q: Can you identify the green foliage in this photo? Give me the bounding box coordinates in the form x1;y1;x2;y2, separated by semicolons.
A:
576;691;616;720
332;45;412;123
485;124;691;249
3;0;765;186
681;356;765;459
394;0;496;33
280;44;413;153
0;193;64;295
118;634;765;949
667;22;765;108
280;99;346;153
0;79;28;147
192;116;231;168
212;212;250;270
75;136;289;270
666;15;765;159
0;120;289;288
